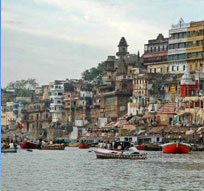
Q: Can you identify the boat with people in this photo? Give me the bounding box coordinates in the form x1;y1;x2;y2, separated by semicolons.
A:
93;147;147;160
1;148;17;153
41;144;65;150
20;141;38;149
161;142;191;154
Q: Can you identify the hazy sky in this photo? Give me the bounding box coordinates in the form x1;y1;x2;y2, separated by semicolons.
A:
2;0;204;87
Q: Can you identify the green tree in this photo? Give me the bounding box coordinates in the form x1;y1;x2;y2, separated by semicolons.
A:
6;79;39;97
81;62;106;83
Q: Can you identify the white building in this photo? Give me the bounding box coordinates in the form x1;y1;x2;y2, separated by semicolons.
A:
50;84;64;123
79;90;92;106
168;18;190;73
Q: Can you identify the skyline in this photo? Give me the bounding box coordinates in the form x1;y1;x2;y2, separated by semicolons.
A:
2;0;204;87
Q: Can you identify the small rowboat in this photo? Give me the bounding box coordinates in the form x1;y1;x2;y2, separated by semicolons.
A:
1;148;17;153
41;144;65;150
94;148;147;160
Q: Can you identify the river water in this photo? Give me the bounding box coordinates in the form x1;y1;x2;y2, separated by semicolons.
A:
1;148;204;191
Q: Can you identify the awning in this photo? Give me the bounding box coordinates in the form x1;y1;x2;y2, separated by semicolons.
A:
185;129;195;135
179;112;191;117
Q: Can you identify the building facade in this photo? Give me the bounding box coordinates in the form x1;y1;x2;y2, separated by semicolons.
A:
143;33;168;73
168;18;190;73
50;84;64;123
186;20;204;72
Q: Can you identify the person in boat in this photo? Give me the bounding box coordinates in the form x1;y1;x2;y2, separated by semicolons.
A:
6;136;10;144
107;141;111;149
37;138;43;149
9;140;16;149
1;140;8;149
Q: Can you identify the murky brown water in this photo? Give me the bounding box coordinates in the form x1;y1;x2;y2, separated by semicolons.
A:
1;148;204;191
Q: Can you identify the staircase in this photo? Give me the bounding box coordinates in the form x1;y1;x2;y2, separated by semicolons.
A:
157;103;176;114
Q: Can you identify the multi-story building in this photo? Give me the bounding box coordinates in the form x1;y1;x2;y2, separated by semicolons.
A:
143;33;168;73
168;18;190;73
22;100;51;132
50;84;64;123
13;97;31;120
186;20;204;72
1;102;17;131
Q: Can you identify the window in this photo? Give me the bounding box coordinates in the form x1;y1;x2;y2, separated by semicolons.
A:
172;66;174;71
154;68;156;73
58;92;62;96
177;66;179;71
183;65;185;71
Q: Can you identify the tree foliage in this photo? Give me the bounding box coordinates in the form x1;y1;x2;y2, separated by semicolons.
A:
81;62;106;83
6;79;39;97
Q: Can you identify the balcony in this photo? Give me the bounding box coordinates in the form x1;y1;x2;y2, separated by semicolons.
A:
50;95;63;99
50;103;63;107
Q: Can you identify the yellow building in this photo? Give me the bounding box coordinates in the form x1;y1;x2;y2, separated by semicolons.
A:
1;110;16;127
186;21;204;72
147;64;169;74
177;96;204;125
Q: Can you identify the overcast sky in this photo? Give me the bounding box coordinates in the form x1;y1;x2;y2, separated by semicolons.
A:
2;0;204;87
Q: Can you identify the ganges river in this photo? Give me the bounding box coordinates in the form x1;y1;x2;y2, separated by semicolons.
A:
1;148;204;191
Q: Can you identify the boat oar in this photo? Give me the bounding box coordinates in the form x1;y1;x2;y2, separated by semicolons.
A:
88;150;94;152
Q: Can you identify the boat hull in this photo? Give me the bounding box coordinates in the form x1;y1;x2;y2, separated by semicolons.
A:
41;144;65;150
69;142;80;147
136;145;145;150
162;142;191;154
20;141;38;149
1;148;17;153
94;150;147;160
78;143;90;149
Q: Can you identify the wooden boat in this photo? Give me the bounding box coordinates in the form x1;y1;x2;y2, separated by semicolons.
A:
145;144;161;151
136;144;145;150
1;148;17;153
41;144;65;150
69;142;80;147
161;142;191;154
78;143;90;149
94;148;147;160
20;141;38;149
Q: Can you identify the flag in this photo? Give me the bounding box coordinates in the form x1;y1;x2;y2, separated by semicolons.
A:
18;122;23;130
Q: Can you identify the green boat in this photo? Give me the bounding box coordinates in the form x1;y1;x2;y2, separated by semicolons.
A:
1;148;17;153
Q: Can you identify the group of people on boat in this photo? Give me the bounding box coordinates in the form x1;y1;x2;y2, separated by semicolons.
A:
98;140;133;151
1;139;17;150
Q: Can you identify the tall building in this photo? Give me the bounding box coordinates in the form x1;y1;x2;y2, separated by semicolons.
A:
143;33;169;73
186;20;204;72
50;84;64;123
116;37;129;59
168;18;190;73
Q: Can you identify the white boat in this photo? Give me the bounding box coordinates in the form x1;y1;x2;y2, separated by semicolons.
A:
93;147;147;160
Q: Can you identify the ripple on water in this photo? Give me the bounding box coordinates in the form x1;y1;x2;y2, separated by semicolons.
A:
2;149;204;191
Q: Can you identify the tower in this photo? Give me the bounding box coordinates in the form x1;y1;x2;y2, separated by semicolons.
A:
116;37;129;59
